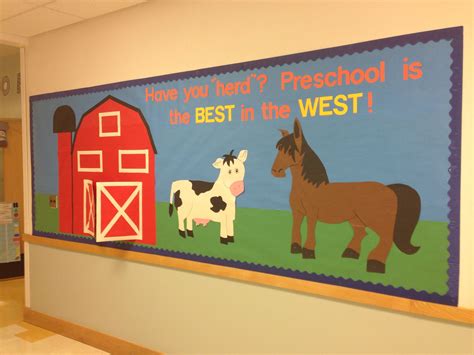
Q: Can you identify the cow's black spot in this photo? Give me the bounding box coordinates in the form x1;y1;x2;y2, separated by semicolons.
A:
190;180;214;195
210;196;227;212
174;190;182;210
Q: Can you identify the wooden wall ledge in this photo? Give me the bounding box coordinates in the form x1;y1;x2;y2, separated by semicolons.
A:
23;234;474;325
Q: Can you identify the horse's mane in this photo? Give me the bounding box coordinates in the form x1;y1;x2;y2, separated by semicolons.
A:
276;134;329;186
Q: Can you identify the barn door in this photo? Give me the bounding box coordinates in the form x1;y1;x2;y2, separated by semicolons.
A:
95;182;143;242
83;179;95;236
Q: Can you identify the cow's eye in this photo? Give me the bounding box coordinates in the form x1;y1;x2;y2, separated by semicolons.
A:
235;168;239;174
228;169;232;174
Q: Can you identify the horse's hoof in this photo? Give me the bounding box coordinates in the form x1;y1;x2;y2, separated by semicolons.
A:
302;248;315;259
291;243;302;254
186;230;194;238
220;237;228;245
367;259;386;273
342;248;359;259
179;230;186;238
227;236;234;243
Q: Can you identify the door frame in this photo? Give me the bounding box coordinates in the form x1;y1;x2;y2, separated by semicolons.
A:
1;33;29;303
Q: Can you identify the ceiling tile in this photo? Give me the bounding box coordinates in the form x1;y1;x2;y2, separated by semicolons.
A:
0;0;53;20
0;6;82;37
45;0;146;19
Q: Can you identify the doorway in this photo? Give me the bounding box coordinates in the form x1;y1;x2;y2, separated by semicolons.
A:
0;43;24;279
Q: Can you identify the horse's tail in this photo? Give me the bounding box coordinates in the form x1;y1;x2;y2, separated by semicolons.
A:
387;184;421;255
169;182;176;217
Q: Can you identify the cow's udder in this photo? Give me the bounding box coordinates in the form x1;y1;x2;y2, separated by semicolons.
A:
194;218;210;226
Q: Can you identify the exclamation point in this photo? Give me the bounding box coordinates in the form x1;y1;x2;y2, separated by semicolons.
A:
367;92;373;113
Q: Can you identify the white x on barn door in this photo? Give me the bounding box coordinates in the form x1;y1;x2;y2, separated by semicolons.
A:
83;179;95;236
96;182;143;242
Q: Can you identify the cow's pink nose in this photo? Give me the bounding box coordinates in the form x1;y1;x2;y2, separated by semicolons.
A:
230;181;244;196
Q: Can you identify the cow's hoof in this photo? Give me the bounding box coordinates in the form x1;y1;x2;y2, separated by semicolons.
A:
220;237;228;245
179;230;186;238
367;259;386;273
291;243;302;254
227;236;234;243
342;248;359;259
187;230;194;238
302;248;315;259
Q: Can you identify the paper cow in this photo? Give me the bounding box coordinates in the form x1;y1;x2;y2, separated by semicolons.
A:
169;150;248;244
53;96;157;245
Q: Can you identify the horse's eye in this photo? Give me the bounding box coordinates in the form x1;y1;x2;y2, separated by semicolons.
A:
235;168;239;173
228;169;232;174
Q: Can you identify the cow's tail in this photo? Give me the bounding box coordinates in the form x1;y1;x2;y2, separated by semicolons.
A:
169;182;176;217
387;183;421;255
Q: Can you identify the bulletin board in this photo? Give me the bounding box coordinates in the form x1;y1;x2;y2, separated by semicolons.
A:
29;27;462;308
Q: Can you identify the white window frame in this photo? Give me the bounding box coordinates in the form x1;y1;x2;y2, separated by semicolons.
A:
99;111;121;137
118;149;149;173
96;181;143;242
77;150;103;172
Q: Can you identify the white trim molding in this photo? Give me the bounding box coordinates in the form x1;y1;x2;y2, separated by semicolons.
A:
0;33;28;47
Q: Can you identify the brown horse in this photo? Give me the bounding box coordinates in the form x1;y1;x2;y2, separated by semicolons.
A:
271;118;421;273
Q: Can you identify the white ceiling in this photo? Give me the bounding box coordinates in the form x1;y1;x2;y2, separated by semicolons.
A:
0;0;147;38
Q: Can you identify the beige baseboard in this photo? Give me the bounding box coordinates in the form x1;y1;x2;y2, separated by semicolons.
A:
24;307;162;355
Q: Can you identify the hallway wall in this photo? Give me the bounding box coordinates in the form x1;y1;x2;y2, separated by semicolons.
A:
25;1;474;353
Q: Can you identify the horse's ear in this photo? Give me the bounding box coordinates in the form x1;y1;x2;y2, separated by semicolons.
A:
212;158;223;169
294;118;303;151
279;129;289;137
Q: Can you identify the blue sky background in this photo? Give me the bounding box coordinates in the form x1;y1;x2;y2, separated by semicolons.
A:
32;40;453;222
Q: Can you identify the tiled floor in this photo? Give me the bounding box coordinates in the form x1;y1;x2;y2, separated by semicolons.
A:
0;278;107;354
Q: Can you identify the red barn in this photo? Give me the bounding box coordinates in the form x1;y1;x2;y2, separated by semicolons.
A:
53;96;157;245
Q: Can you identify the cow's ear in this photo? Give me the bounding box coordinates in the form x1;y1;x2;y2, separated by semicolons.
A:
237;149;248;162
212;158;223;169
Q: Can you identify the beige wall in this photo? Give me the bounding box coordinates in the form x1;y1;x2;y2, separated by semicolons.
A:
25;0;474;353
29;243;474;354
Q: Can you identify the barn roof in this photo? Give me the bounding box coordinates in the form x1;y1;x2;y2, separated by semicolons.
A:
72;95;157;153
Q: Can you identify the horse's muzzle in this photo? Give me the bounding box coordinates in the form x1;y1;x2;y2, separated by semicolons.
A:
271;168;286;178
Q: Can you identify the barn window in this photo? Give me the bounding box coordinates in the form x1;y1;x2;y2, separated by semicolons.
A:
118;150;149;173
99;111;121;137
77;150;103;172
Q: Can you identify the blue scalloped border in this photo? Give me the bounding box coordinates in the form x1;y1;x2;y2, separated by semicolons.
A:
30;27;462;306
